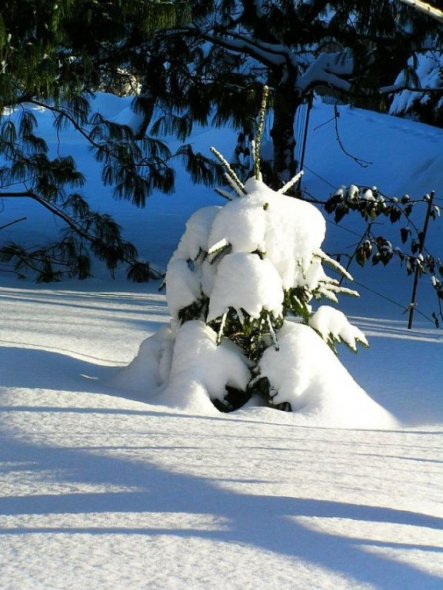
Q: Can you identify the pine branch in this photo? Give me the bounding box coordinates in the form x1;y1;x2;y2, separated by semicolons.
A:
201;30;286;68
210;147;246;196
0;191;95;241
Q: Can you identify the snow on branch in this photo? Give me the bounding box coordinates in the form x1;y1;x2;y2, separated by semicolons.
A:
210;147;246;197
201;31;287;67
314;249;354;282
278;171;304;195
296;52;354;93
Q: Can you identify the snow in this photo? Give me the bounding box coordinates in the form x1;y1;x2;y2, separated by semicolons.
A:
309;305;368;351
165;258;202;319
208;194;268;254
207;252;284;321
389;51;443;116
161;320;250;411
243;178;326;288
174;205;221;261
259;322;394;429
1;93;443;589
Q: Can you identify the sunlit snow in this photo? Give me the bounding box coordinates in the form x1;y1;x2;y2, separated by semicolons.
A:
0;93;442;590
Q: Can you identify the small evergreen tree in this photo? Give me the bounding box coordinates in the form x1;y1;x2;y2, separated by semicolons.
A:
161;88;368;412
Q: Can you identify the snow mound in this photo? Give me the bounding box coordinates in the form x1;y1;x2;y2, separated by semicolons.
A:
112;319;397;429
162;320;250;412
112;320;250;414
259;322;397;429
109;326;173;397
114;172;396;428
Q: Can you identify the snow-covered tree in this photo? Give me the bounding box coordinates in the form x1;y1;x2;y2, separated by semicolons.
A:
120;89;373;415
389;51;443;126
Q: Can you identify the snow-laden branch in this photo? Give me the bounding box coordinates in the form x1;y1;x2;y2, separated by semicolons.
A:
201;31;286;68
380;84;443;94
296;51;354;93
397;0;443;23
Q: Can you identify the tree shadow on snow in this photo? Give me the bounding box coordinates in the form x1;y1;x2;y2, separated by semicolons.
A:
0;433;442;590
0;345;123;392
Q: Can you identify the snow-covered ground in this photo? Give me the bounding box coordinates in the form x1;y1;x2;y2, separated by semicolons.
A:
0;98;442;589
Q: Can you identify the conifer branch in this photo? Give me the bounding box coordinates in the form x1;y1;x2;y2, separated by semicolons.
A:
0;191;93;241
214;188;234;201
217;310;228;344
267;315;280;351
315;249;354;282
210;147;246;196
278;171;304;195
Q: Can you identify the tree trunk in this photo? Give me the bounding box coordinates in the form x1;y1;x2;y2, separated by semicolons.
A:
270;78;301;190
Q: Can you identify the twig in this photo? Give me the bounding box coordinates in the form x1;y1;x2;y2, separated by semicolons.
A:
0;216;27;231
334;105;372;168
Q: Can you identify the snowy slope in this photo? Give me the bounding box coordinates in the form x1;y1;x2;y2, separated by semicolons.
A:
0;97;443;589
0;278;442;590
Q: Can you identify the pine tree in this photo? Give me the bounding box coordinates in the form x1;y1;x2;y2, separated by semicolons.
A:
160;88;368;412
0;1;193;281
134;0;442;186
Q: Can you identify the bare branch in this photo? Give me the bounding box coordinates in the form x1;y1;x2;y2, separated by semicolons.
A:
0;217;27;231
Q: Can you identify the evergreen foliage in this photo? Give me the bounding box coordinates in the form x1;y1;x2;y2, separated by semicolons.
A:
164;89;368;412
0;1;192;281
135;1;442;186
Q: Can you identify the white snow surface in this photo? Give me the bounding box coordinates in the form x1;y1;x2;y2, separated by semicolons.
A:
1;93;443;589
0;280;442;590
